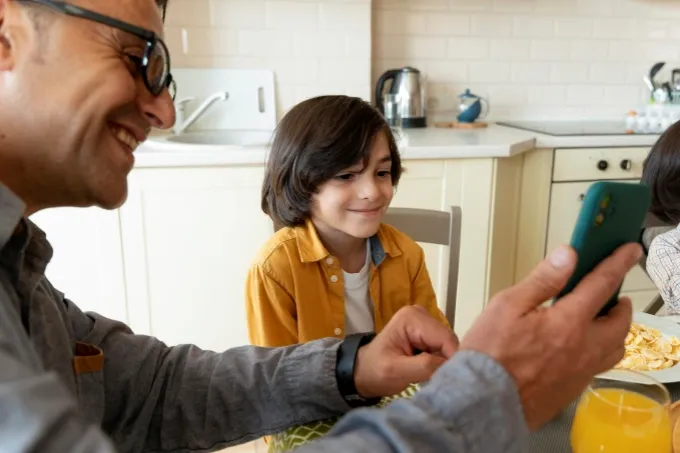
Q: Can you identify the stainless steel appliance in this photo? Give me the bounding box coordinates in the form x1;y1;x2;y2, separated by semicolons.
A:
375;66;427;128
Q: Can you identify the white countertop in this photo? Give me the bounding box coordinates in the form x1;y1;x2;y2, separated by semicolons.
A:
134;124;662;168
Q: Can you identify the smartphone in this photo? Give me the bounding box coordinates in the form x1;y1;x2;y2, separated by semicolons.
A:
552;181;650;316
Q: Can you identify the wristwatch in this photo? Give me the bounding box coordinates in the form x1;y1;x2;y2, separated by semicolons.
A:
335;332;381;407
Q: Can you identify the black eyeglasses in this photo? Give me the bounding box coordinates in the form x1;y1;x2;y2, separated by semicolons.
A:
17;0;175;100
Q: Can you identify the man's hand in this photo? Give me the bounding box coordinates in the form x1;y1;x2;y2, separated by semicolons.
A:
353;306;459;399
461;243;641;431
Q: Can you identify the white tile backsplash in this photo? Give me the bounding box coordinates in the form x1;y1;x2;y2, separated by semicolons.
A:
550;62;589;84
490;39;531;62
166;0;371;118
568;40;609;62
408;0;449;11
423;13;471;36
512;16;555;39
511;62;551;84
448;0;494;13
554;18;594;39
448;38;490;60
588;63;628;84
527;85;567;106
530;40;571;62
208;0;266;28
265;1;320;29
319;2;371;30
566;85;605;106
165;0;211;26
470;15;514;37
469;62;511;83
166;0;680;121
293;31;347;58
375;10;426;35
375;0;680;119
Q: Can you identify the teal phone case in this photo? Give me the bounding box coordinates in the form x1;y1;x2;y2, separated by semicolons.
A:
552;181;650;316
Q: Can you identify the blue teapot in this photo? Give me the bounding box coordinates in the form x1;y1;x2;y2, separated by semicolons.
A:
456;89;489;123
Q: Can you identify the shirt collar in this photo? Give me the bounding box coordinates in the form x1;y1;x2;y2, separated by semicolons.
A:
0;183;26;252
295;219;402;266
0;182;53;275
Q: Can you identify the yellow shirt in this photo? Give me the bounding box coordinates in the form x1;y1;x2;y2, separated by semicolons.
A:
245;219;450;347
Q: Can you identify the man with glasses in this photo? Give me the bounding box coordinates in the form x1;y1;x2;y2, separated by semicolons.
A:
0;0;641;452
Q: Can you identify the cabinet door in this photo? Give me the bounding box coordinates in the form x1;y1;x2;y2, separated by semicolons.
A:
29;207;128;322
546;181;656;308
390;159;497;335
119;166;273;352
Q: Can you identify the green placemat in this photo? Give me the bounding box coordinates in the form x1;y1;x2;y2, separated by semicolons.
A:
268;384;421;453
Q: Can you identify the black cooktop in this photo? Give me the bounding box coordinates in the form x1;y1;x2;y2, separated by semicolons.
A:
496;120;660;136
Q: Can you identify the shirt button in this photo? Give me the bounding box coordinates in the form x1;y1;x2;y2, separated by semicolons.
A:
326;257;334;265
330;275;338;283
334;328;342;336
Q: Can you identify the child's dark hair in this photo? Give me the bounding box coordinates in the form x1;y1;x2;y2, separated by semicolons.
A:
261;95;403;228
642;120;680;224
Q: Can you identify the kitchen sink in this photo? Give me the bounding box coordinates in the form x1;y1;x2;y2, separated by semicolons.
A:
142;129;274;151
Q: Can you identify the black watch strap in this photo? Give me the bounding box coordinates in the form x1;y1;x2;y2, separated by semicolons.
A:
335;332;381;408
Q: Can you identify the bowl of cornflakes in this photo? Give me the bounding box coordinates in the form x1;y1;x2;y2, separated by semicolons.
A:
602;312;680;383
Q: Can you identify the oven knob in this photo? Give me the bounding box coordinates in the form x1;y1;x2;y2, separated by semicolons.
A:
620;159;632;171
597;160;609;171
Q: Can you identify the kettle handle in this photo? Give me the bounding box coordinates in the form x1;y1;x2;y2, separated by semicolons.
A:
375;69;401;113
478;96;490;120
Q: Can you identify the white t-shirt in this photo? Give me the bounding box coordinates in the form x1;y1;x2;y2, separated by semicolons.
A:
343;241;375;335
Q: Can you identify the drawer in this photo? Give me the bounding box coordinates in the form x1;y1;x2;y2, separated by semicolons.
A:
552;147;650;182
546;181;656;293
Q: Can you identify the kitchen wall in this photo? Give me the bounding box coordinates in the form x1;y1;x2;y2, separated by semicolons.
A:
165;0;680;121
374;0;680;120
164;0;372;120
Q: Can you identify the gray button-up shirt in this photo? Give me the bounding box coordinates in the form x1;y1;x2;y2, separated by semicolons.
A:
0;182;528;452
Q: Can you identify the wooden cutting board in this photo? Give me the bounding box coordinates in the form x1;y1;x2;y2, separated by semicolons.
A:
434;121;488;129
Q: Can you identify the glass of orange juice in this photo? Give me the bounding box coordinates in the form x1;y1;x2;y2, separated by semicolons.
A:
571;369;672;453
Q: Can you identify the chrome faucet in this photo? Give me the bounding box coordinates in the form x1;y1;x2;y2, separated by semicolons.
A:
173;92;229;135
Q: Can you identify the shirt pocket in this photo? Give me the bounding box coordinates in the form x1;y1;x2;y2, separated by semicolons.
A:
72;341;105;424
379;279;413;320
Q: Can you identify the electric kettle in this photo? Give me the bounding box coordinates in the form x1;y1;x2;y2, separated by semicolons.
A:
375;66;427;128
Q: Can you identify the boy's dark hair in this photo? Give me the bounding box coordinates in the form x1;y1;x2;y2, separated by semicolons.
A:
642;120;680;225
262;95;403;228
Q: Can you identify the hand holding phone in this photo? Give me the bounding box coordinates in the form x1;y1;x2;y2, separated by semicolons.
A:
552;181;650;316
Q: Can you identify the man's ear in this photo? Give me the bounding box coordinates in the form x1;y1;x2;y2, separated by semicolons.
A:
0;0;15;72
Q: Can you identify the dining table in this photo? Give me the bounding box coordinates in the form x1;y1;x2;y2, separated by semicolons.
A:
268;381;680;453
270;313;680;452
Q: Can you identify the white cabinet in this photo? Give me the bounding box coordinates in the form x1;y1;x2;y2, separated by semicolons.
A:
29;207;128;323
390;158;515;334
118;166;273;351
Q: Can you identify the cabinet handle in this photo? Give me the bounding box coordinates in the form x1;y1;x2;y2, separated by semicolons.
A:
620;159;632;171
577;193;585;202
597;160;609;171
